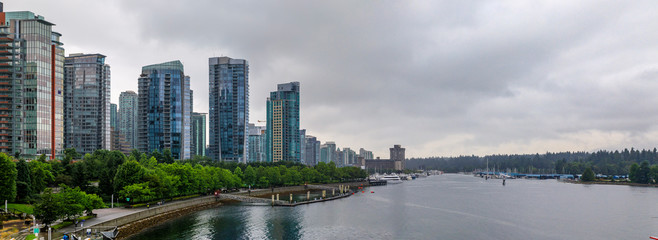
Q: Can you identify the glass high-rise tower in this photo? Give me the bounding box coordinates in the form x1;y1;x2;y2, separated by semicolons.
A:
119;90;138;149
208;57;249;163
137;60;191;160
63;53;111;154
191;112;206;157
266;82;300;162
0;6;64;159
110;103;118;130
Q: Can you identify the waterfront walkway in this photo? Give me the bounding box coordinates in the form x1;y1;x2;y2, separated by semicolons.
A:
24;182;366;239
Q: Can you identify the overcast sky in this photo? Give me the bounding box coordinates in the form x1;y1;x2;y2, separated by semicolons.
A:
7;0;658;158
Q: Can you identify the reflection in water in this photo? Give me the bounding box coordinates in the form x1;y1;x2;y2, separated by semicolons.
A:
128;175;658;240
267;207;301;239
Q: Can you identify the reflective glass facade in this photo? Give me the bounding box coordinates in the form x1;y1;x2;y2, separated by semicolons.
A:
266;82;300;162
119;90;137;149
63;54;111;154
191;112;206;157
1;10;64;159
137;61;191;160
110;103;117;129
304;135;320;166
248;123;266;162
209;57;249;163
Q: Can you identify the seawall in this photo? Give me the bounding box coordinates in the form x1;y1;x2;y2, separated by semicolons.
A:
67;196;221;239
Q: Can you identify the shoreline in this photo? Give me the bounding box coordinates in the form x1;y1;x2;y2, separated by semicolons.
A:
564;180;658;187
105;182;368;240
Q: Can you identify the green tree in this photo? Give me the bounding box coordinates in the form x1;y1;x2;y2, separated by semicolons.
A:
130;149;141;160
0;153;17;201
119;183;154;203
637;161;651;184
37;154;47;162
58;185;86;220
33;188;62;227
244;165;257;186
234;166;244;181
71;163;88;189
84;193;105;214
64;148;81;162
99;151;126;195
629;163;639;182
15;159;32;202
28;161;55;194
581;167;596;182
113;160;145;192
162;148;174;164
151;150;164;163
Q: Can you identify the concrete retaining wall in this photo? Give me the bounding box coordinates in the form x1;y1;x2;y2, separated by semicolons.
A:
71;196;219;237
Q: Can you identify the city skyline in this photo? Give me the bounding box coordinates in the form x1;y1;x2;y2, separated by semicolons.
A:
7;1;658;158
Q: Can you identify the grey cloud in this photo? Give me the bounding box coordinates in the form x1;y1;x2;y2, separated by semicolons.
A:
7;0;658;157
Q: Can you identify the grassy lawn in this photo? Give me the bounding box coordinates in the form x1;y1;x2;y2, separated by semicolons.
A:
25;234;37;240
52;221;73;230
6;203;34;215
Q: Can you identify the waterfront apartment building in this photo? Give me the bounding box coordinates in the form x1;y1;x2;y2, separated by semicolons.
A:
343;147;356;166
137;60;191;160
191;112;206;157
63;53;111;155
110;103;118;130
359;148;373;160
304;135;320;166
248;123;266;162
299;129;306;164
319;141;336;163
0;6;65;159
266;82;300;162
208;57;249;163
119;90;137;149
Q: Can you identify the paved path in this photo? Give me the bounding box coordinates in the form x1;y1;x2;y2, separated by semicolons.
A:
57;206;149;234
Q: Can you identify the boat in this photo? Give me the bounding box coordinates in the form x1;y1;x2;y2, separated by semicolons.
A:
379;174;403;184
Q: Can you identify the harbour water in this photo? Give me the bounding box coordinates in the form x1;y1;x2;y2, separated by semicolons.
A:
128;174;658;239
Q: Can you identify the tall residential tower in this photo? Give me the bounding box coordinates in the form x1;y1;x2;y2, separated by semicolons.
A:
63;53;111;154
137;60;191;160
191;112;206;157
266;82;300;162
208;57;249;163
0;6;64;159
119;90;138;149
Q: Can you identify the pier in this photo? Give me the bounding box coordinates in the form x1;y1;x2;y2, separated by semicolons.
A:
220;183;363;206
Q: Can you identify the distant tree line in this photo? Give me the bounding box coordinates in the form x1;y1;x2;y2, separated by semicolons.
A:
406;148;658;176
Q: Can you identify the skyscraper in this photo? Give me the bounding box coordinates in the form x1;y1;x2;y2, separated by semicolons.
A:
0;6;64;159
63;53;111;154
137;60;191;160
119;91;138;149
299;129;306;164
320;141;336;163
304;135;320;166
248;123;266;162
110;103;118;130
266;82;300;162
191;112;206;157
208;57;249;163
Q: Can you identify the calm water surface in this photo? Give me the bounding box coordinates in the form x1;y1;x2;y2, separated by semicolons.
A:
128;174;658;239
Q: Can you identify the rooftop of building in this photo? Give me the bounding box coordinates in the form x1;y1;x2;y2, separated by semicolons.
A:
209;56;248;65
142;60;184;72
